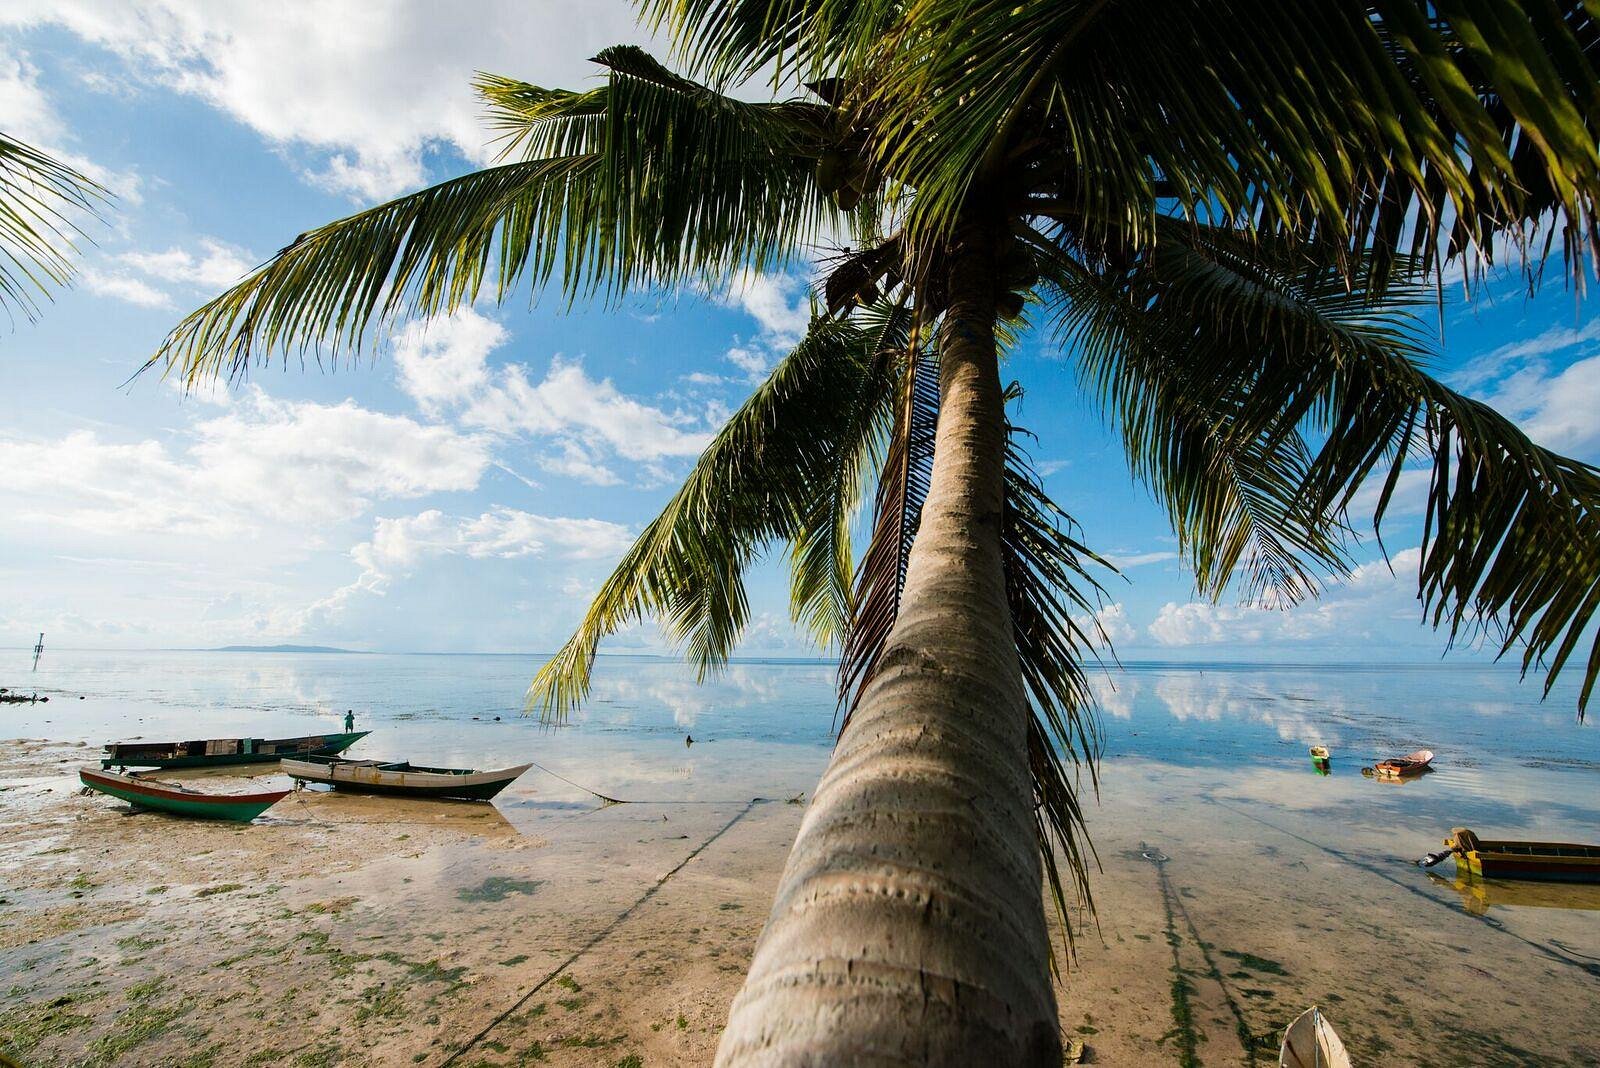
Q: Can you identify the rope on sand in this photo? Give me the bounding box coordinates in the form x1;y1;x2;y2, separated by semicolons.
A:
437;796;766;1067
523;758;628;804
522;758;781;807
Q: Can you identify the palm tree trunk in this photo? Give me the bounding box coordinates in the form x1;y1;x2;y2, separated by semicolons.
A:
715;221;1059;1066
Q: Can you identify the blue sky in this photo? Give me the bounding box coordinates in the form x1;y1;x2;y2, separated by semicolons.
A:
2;2;1598;668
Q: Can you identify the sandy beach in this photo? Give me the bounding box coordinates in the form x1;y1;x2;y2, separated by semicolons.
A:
5;712;1597;1066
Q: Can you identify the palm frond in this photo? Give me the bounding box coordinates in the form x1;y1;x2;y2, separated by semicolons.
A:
529;309;897;717
787;300;914;647
150;48;832;383
1302;346;1600;716
635;0;901;87
0;133;107;323
837;322;937;716
1047;232;1378;605
1002;402;1116;953
839;1;1599;286
1051;224;1600;712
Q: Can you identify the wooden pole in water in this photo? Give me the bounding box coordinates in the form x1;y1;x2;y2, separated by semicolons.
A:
31;632;43;671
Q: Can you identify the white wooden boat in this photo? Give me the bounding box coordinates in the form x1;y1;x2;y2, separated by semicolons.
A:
282;755;530;801
1280;1006;1351;1068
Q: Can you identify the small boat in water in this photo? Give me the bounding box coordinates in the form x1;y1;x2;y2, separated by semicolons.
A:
1430;827;1600;884
80;767;289;822
1372;748;1433;777
1280;1005;1351;1068
282;755;531;801
102;730;370;770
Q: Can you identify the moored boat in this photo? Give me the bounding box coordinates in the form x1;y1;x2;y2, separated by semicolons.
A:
1441;827;1600;884
1373;748;1433;777
1280;1005;1351;1068
102;730;370;770
79;767;289;822
282;755;531;802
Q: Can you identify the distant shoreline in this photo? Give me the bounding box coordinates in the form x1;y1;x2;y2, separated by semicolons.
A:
207;644;369;654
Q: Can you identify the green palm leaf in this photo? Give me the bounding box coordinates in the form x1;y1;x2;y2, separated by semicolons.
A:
1053;224;1600;712
0;132;107;323
149;48;833;384
1002;405;1116;953
529;308;904;716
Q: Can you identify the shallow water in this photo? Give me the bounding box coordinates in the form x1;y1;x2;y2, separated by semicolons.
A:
6;650;1599;1063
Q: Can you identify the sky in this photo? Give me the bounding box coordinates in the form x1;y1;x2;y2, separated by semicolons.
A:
2;1;1598;671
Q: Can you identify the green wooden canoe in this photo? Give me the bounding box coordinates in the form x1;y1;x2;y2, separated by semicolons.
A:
79;767;290;822
102;730;369;770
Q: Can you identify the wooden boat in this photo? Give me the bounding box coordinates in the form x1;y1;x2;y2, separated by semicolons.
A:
102;730;369;770
282;755;531;801
1280;1006;1351;1068
1441;827;1600;884
79;767;289;822
1373;748;1433;777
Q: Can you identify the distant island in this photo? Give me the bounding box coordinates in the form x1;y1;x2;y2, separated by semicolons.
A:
210;644;366;654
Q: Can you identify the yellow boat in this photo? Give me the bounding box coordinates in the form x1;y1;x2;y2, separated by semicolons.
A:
1443;827;1600;884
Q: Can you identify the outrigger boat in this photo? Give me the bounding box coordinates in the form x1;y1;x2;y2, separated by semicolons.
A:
1279;1005;1351;1068
102;730;369;770
79;767;289;822
282;755;531;802
1421;827;1600;884
1371;748;1433;778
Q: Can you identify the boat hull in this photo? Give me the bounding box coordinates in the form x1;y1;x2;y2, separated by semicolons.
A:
79;768;289;822
1447;827;1600;884
282;758;530;802
102;730;369;769
1280;1006;1351;1068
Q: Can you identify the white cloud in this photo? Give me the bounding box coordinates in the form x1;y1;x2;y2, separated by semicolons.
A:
120;237;257;290
78;267;174;309
0;51;62;144
1146;548;1424;648
390;309;712;483
0;49;140;201
391;309;502;415
714;271;811;379
1;0;653;200
1450;317;1600;391
473;360;711;462
724;271;810;341
299;506;633;627
1481;353;1600;458
1105;550;1178;569
1090;603;1136;646
1070;602;1135;653
0;389;490;537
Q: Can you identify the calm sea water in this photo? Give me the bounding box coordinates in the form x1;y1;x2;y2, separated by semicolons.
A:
6;649;1599;1060
8;649;1596;797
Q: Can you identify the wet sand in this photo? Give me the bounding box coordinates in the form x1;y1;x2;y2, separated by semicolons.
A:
4;734;1597;1066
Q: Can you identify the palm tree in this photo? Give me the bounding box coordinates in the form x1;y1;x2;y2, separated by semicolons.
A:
150;3;1600;1063
0;132;105;323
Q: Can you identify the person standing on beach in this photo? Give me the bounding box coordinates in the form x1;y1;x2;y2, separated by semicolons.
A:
344;709;355;733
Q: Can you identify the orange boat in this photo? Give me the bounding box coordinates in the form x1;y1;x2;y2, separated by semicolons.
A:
1373;748;1433;777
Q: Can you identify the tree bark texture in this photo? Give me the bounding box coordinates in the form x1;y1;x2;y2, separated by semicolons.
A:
715;220;1059;1066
